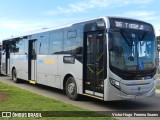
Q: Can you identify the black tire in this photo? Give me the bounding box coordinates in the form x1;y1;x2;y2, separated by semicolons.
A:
12;69;19;83
65;77;78;100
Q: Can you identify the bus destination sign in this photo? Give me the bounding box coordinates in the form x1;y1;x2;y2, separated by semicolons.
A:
110;18;153;31
115;21;144;30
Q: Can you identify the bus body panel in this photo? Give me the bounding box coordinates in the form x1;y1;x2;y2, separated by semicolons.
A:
58;55;83;94
104;69;122;101
36;55;58;87
10;54;28;80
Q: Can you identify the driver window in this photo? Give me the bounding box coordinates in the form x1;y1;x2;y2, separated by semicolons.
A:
110;32;125;69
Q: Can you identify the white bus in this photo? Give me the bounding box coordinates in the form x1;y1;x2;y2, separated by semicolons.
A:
1;17;157;101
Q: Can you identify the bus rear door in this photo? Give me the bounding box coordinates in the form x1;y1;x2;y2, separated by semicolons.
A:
28;40;37;84
1;41;10;75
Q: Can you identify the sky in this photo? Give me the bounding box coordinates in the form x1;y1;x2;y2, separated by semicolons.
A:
0;0;160;43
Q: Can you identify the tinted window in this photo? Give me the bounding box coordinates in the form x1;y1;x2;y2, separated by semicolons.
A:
10;40;16;53
16;39;23;54
68;31;77;38
72;27;83;55
10;38;25;54
64;29;72;53
49;30;63;54
39;32;49;54
64;28;83;55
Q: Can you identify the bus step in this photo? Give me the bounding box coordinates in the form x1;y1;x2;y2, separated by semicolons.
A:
29;80;36;84
82;93;103;100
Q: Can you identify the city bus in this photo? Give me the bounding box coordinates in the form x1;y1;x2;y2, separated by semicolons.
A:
1;16;157;101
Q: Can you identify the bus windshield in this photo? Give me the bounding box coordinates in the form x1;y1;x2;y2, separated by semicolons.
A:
109;29;156;79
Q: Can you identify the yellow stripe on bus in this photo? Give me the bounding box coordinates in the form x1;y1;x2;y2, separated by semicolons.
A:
29;80;36;84
83;94;103;100
44;59;55;64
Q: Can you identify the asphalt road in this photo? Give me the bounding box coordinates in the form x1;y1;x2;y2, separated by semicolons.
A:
0;76;160;120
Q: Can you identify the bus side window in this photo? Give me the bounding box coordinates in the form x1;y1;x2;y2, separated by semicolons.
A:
10;41;16;53
39;32;49;55
63;29;72;54
15;39;24;54
49;30;63;54
64;28;83;55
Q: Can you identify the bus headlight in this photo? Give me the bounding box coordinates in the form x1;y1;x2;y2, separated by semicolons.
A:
110;78;120;90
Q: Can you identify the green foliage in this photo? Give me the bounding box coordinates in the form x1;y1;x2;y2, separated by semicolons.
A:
156;85;160;90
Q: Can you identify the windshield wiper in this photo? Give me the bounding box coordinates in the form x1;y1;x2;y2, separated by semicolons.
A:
120;29;132;46
139;32;147;46
141;31;147;41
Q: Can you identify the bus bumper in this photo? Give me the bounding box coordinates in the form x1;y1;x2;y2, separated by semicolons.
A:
120;87;155;100
106;82;156;101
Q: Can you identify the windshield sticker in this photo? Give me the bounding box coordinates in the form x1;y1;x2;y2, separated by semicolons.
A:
138;62;144;70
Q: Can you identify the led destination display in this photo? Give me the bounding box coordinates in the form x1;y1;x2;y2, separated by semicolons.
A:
109;18;153;31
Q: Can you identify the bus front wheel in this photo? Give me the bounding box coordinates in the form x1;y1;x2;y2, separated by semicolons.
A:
12;69;19;83
65;77;78;100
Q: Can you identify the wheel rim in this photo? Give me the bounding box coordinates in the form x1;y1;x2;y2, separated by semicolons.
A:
68;82;75;95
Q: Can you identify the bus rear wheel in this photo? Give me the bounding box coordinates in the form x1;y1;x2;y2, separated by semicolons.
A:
12;69;19;83
65;77;78;100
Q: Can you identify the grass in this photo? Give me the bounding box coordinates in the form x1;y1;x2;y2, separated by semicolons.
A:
0;82;114;120
156;85;160;90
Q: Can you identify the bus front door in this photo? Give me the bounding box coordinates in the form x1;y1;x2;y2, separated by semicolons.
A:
28;40;37;83
84;31;106;99
1;42;10;75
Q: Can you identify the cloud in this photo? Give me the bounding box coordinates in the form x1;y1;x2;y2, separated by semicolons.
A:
44;0;153;15
121;11;158;21
0;17;83;42
0;19;41;32
0;18;50;41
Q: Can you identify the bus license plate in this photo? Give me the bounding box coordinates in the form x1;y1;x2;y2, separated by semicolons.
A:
136;93;144;99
